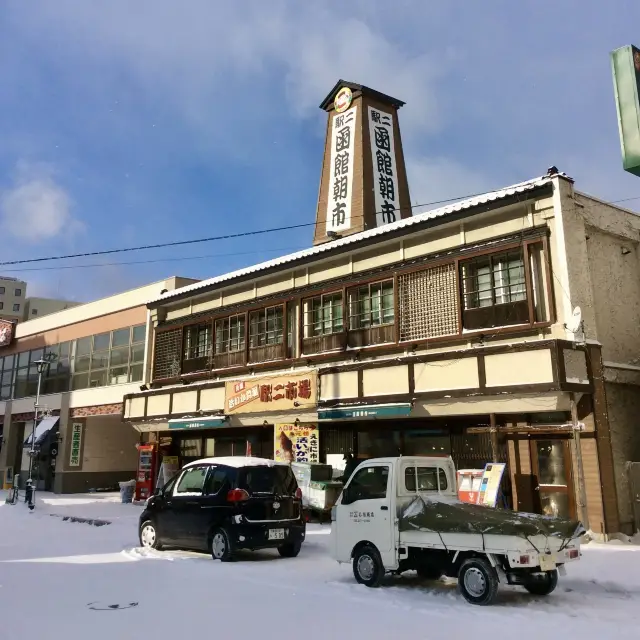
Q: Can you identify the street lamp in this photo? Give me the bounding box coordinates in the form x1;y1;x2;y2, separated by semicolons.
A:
25;352;57;510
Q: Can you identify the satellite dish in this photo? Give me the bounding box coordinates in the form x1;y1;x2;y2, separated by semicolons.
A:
566;306;582;333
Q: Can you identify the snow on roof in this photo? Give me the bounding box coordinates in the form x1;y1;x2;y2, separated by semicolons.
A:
151;173;561;305
183;456;287;469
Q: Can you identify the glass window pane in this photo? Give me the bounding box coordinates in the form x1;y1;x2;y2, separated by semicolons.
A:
17;351;30;368
536;441;568;485
130;343;145;364
176;467;207;493
109;365;129;385
58;342;70;357
112;328;130;348
540;492;570;519
132;325;146;343
347;466;389;501
90;352;109;370
109;346;129;368
204;438;215;457
0;386;11;400
76;337;92;356
89;369;107;388
93;333;110;352
129;364;143;383
74;355;91;373
29;348;44;364
1;371;13;387
3;354;14;370
72;374;89;390
180;438;202;457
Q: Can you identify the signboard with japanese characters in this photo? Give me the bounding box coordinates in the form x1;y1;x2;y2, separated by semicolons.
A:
225;372;317;415
68;423;83;467
274;423;319;463
325;105;358;234
0;319;15;348
368;106;400;227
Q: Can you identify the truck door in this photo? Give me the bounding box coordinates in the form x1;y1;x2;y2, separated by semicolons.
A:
337;463;395;567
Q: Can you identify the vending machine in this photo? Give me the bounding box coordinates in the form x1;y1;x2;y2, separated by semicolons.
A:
134;444;158;502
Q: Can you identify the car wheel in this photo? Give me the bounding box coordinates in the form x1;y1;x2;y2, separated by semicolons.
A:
210;527;236;562
352;544;385;588
139;520;163;550
278;541;302;558
457;557;499;605
416;565;444;580
523;570;558;596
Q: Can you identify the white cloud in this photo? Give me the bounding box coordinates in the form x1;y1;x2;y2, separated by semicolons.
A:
0;163;82;243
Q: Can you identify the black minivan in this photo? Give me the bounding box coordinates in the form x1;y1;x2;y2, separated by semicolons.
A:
138;457;306;561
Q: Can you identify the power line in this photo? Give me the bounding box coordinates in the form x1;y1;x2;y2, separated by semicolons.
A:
0;186;577;267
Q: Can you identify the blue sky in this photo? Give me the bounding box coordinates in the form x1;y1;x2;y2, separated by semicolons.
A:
1;0;640;301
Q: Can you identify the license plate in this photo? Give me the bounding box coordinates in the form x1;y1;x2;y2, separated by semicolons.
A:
539;553;556;571
268;529;285;541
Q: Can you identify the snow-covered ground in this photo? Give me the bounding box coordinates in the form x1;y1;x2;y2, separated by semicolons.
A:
0;492;638;639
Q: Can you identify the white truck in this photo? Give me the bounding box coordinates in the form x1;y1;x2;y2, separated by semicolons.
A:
330;456;584;606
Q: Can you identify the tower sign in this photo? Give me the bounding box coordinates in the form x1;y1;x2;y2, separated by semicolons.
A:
313;81;412;245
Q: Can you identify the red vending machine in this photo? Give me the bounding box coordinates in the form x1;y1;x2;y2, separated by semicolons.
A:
135;444;158;502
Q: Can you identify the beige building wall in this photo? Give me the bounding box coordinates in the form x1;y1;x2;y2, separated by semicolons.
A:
0;277;27;322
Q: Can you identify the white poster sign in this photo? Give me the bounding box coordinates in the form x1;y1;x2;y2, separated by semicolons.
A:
326;105;358;233
368;106;400;227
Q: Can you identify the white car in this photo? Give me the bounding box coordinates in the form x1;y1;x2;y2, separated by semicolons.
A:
330;456;583;605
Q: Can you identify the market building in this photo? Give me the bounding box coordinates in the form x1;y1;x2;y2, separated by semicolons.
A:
0;276;197;493
120;81;640;538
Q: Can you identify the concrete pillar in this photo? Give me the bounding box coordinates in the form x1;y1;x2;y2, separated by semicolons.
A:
53;393;71;494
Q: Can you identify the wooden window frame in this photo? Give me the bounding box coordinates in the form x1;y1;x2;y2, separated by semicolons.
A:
182;322;213;375
347;278;396;348
213;314;246;370
248;304;286;364
301;291;346;355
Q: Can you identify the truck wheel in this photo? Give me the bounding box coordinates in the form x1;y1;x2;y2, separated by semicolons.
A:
458;557;499;605
417;566;443;580
524;570;558;596
353;545;385;588
278;540;302;558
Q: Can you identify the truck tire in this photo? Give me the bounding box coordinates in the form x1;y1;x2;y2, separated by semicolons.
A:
457;557;499;605
524;570;558;596
353;544;385;588
210;527;236;562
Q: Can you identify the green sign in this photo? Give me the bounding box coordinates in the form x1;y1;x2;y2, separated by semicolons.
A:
69;423;83;467
611;45;640;177
168;417;227;431
318;404;412;421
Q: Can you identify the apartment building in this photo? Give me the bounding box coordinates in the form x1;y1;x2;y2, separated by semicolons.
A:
122;81;640;537
0;276;197;493
0;277;26;321
24;297;82;319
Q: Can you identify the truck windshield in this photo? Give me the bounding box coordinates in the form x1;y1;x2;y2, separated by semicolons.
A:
238;465;298;496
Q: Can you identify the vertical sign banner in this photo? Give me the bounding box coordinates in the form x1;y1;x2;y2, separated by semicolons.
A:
476;462;506;508
274;424;319;464
326;105;357;233
69;423;83;467
369;106;400;227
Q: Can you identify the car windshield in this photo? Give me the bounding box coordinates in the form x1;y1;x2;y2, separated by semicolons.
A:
238;465;298;496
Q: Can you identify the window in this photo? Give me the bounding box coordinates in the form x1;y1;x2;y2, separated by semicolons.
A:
215;315;245;354
349;280;394;329
180;438;202;458
132;324;146;344
14;289;22;297
175;466;208;494
205;467;230;495
460;249;530;330
184;324;212;361
31;309;37;316
0;302;3;310
13;304;20;312
249;306;284;348
303;293;344;337
345;465;389;501
0;286;5;294
405;467;448;492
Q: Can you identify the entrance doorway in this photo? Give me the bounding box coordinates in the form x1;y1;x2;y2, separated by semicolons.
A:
530;439;575;519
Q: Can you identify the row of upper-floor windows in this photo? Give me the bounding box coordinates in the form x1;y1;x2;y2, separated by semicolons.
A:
0;286;22;297
0;324;146;401
152;241;551;381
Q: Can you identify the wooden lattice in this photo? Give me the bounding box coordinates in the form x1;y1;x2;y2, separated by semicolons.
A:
399;264;459;341
153;328;183;380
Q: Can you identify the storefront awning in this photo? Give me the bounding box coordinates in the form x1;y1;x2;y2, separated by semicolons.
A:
24;417;59;447
318;403;412;421
167;416;228;431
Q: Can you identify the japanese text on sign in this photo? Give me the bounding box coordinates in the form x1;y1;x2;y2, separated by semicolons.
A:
368;107;400;227
69;423;83;467
326;105;357;233
275;424;319;463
